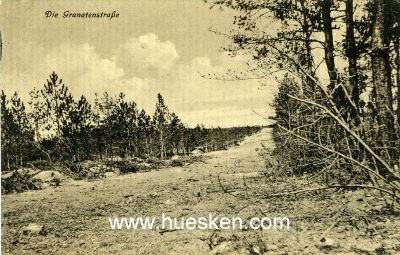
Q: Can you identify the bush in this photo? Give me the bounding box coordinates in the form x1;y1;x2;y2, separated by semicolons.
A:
1;170;41;194
28;160;53;170
170;158;185;167
105;160;139;173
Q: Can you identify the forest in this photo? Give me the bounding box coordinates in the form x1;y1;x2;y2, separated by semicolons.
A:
1;72;261;172
207;0;400;198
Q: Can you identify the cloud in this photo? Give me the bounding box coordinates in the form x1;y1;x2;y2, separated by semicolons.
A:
36;43;159;109
117;33;179;77
39;43;126;96
3;34;274;127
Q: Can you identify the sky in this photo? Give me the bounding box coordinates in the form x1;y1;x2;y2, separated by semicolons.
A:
0;0;276;127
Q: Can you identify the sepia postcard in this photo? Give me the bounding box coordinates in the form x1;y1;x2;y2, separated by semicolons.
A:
1;0;399;254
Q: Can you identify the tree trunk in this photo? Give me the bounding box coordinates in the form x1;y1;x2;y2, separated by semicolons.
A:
145;135;150;155
322;0;337;89
394;29;400;166
371;0;396;159
160;130;164;160
345;0;359;112
299;0;315;98
395;36;400;128
0;31;2;61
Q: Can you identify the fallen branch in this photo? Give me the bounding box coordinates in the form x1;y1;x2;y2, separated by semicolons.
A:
259;40;398;181
286;94;400;181
217;173;229;193
307;158;340;179
158;228;180;235
278;124;400;192
26;140;53;164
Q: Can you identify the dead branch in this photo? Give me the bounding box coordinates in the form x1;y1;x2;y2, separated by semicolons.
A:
217;174;229;193
259;41;398;181
26;140;53;164
307;158;340;179
278;124;400;192
286;94;400;181
158;228;180;235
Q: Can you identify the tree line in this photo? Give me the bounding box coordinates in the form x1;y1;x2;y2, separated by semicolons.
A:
1;72;261;171
208;0;400;196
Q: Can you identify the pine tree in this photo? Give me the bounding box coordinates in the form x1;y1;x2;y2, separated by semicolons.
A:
153;94;171;159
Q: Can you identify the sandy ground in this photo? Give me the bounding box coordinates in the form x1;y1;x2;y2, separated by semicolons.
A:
2;128;399;254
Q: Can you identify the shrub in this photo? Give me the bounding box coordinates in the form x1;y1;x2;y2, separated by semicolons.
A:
1;170;41;194
105;160;139;173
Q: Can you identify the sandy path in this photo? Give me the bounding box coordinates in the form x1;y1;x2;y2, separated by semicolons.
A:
2;129;275;254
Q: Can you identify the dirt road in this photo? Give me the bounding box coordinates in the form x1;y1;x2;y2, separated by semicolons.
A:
2;128;399;254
